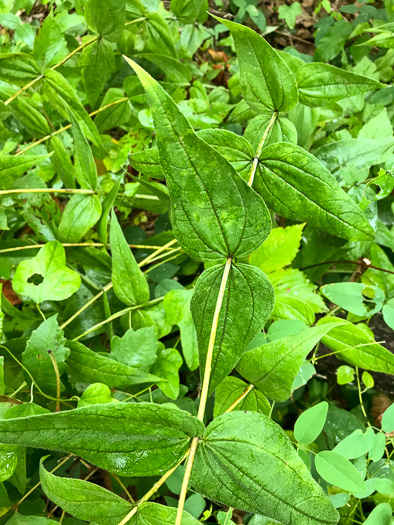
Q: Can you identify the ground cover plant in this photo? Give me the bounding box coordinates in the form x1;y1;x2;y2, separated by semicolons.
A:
0;0;394;524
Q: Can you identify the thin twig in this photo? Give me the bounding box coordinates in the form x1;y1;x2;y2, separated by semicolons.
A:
48;350;61;412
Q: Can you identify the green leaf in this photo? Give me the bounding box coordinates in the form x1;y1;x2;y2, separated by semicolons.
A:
97;176;122;246
315;451;366;493
5;514;55;524
78;383;117;408
382;297;394;329
137;53;192;83
297;63;382;107
333;428;374;459
214;377;270;417
0;402;204;476
58;194;102;243
191;411;339;525
47;136;75;189
70;113;98;190
191;263;274;394
337;365;355;385
125;58;271;262
320;283;385;317
318;317;394;373
369;431;386;462
95;88;130;133
84;0;125;41
214;17;298;113
244;114;297;152
257;143;374;241
111;327;158;371
237;323;340;401
129;147;165;180
80;39;115;106
33;15;68;68
0;445;18;483
13;241;81;303
110;211;150;306
22;316;69;397
362;371;374;389
7;97;51;138
130;502;201;525
249;224;304;273
66;340;161;389
0;53;40;86
163;289;199;371
364;503;392;525
294;401;329;444
0;154;50;191
151;346;182;399
278;2;302;29
382;403;394;433
40;458;132;524
44;69;102;149
170;0;206;24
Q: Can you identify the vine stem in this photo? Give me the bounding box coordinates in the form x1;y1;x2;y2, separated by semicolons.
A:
175;111;278;525
0;243;178;255
224;383;254;413
4;37;99;106
0;188;94;197
48;350;61;412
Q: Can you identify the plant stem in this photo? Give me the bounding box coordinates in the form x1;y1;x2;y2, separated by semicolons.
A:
225;383;254;413
5;75;44;106
0;243;178;255
48;350;61;412
247;111;278;187
356;367;369;422
0;188;94;197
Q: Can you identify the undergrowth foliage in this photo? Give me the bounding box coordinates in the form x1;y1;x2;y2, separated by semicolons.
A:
0;1;394;524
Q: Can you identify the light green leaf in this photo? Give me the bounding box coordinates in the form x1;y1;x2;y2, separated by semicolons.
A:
321;283;385;317
237;323;340;401
362;32;394;48
0;402;204;476
0;53;40;86
294;401;328;444
40;458;132;524
125;58;271;262
288;103;319;149
128;147;165;180
58;194;102;243
257;143;374;241
333;428;374;459
382;403;394;433
97;176;122;246
129;502;201;525
0;445;18;483
297;63;382;107
78;383;117;408
5;514;55;524
137;53;192;83
163;289;199;371
214;377;270;417
111;327;158;371
151;346;182;399
214;17;298;113
84;0;125;41
22;316;69;397
369;432;386;462
66;340;161;389
0;154;50;190
278;2;302;29
337;365;355;385
191;263;274;394
315;451;366;493
318;317;394;373
191;412;339;525
362;371;374;389
382;297;394;329
110;211;150;306
364;503;392;525
249;224;304;273
13;241;81;303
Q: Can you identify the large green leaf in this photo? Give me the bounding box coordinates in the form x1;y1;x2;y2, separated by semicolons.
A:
110;211;150;306
13;241;81;303
0;154;50;190
318;317;394;373
256;143;374;241
40;459;132;525
297;63;382;107
47;136;75;189
214;17;298;113
22;316;68;397
85;0;126;41
315;451;365;493
111;327;158;371
191;263;274;394
80;39;115;106
130;502;201;525
7;96;51;138
69;113;98;190
58;194;102;243
125;58;271;262
237;323;340;401
0;403;204;476
66;340;160;389
0;53;40;86
191;412;339;525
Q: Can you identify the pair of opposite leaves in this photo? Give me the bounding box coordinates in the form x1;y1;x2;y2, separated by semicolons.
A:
123;17;373;395
0;403;339;525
